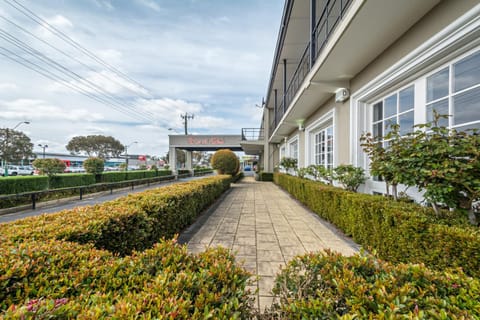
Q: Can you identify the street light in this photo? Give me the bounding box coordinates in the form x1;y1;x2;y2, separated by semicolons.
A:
38;144;48;159
2;121;30;176
124;141;137;171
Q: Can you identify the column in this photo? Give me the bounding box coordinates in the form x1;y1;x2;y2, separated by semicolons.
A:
169;147;177;175
185;150;192;171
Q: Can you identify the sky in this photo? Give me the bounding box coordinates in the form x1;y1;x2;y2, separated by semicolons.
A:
0;0;283;158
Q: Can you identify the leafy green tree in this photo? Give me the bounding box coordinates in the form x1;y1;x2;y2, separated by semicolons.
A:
83;157;105;175
307;164;334;185
211;149;239;175
333;164;366;192
0;128;34;164
280;157;297;175
32;158;66;177
66;135;124;159
401;116;480;216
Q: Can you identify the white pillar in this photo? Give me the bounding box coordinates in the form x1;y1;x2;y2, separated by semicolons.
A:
185;150;192;170
169;147;177;175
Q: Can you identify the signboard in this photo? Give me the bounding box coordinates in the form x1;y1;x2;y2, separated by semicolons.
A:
188;137;225;145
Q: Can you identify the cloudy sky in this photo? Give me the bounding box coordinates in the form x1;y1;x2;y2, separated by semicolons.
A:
0;0;283;157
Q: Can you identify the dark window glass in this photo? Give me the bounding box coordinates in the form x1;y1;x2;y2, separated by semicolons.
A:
384;94;397;118
399;111;414;135
373;102;383;122
427;68;449;102
399;86;414;112
427;98;449;127
453;86;480;126
454;51;480;92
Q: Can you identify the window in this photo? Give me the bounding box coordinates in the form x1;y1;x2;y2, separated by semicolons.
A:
279;145;285;160
427;50;480;131
314;126;333;169
289;139;298;161
372;85;415;139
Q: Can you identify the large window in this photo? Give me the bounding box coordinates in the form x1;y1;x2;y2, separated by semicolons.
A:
289;139;298;161
427;50;480;131
372;85;415;138
314;126;333;169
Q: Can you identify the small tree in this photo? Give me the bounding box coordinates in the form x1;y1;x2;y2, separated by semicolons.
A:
211;149;239;175
83;157;105;175
280;157;297;175
307;164;334;185
32;158;66;177
333;164;366;192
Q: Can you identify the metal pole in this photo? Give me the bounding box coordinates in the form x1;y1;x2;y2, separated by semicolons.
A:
283;59;287;113
310;0;316;68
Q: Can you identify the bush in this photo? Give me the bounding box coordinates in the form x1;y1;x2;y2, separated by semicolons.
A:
32;158;66;177
0;240;253;318
83;157;105;175
257;172;273;181
232;171;244;183
264;251;480;319
49;173;96;189
333;164;366;192
274;173;480;277
0;176;248;318
211;149;239;175
0;176;48;195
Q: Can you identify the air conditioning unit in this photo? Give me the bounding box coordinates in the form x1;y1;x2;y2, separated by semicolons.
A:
335;88;350;103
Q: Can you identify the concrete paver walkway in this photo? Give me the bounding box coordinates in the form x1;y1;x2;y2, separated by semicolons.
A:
181;177;360;311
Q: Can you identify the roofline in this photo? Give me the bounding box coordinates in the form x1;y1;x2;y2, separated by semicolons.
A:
264;0;294;108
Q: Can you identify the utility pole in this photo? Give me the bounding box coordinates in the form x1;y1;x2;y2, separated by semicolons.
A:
181;113;194;135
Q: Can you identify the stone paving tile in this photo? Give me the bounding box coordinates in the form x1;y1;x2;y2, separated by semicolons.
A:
182;176;360;312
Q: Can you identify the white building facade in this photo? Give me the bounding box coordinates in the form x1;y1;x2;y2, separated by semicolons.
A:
258;0;480;197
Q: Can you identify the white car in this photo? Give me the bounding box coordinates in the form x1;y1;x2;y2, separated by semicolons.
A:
0;165;34;176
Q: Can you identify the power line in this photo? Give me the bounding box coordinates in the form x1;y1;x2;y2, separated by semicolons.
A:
0;28;156;121
0;46;154;124
3;0;152;97
0;14;152;99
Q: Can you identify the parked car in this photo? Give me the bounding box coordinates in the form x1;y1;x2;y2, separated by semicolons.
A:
0;165;34;176
244;166;252;171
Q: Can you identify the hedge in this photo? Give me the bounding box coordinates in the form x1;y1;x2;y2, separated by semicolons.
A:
274;173;480;277
263;251;480;319
49;173;96;189
0;176;255;318
100;170;172;183
0;175;48;194
257;171;273;181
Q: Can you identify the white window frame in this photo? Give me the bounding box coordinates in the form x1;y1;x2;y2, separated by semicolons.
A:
305;109;335;168
350;6;480;197
287;135;299;162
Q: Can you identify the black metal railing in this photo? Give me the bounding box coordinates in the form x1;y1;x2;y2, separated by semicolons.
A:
241;128;264;141
270;0;352;137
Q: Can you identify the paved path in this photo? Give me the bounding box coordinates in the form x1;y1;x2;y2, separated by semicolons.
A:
181;177;360;312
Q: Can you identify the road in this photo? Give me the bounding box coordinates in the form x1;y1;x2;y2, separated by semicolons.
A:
0;175;211;224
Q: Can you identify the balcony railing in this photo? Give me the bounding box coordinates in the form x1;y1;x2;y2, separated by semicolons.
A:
241;128;264;141
270;0;352;138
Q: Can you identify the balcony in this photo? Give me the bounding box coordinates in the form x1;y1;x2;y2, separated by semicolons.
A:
270;0;352;138
240;128;265;155
267;0;440;142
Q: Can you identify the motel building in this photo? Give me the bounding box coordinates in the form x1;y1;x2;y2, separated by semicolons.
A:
246;0;480;198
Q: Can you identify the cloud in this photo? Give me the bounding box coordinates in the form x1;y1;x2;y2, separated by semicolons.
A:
136;0;161;12
0;99;103;122
48;70;149;97
0;83;17;91
35;15;74;39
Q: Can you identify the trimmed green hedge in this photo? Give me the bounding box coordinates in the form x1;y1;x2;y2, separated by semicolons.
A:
0;176;48;194
0;176;255;318
274;173;480;277
49;173;96;189
257;171;273;181
100;170;172;183
264;251;480;318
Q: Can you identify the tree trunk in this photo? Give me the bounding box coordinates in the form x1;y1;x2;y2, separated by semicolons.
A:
392;184;398;201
